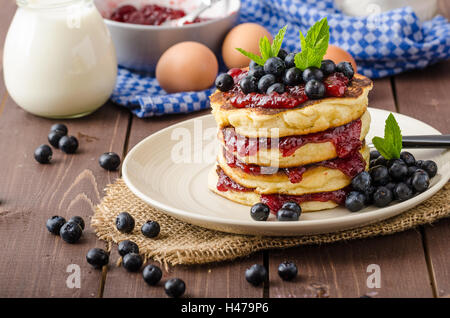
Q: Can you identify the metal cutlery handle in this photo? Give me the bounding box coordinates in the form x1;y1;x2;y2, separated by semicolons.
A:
401;135;450;148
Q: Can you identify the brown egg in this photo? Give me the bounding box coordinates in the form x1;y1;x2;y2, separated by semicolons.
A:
156;41;218;93
222;23;273;69
324;45;358;72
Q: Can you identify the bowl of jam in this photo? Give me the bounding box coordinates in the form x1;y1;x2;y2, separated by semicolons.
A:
95;0;240;73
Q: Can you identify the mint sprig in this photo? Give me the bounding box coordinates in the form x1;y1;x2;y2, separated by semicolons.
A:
294;18;329;70
236;26;288;66
372;113;403;160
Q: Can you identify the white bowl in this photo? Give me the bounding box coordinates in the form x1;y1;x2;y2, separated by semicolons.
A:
94;0;241;73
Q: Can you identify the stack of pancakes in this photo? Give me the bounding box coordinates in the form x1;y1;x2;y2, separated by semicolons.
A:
208;73;373;212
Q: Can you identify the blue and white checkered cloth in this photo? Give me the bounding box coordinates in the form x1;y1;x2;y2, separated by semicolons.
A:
112;0;450;117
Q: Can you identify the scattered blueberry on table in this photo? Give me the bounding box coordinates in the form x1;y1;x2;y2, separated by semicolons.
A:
58;135;79;154
116;212;135;234
99;152;121;171
59;221;82;244
164;278;186;298
141;220;160;238
69;216;85;230
118;240;139;257
34;144;52;164
278;261;298;281
46;216;66;235
48;130;66;148
50;123;68;135
143;264;163;286
122;252;143;272
86;248;109;269
245;264;268;286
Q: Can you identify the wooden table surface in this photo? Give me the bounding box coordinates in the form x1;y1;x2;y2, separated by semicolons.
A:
0;1;449;298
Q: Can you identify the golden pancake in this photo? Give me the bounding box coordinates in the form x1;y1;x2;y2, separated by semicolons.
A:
217;145;369;195
207;166;340;212
211;74;373;138
219;110;370;167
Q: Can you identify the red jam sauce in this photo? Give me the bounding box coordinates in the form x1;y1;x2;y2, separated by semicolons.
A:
109;4;208;25
224;69;349;109
224;148;365;183
261;188;349;212
222;118;362;158
216;167;254;192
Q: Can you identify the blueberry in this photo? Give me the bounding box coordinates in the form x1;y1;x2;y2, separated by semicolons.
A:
263;57;285;77
99;152;121;171
386;159;404;168
415;160;424;168
141;221;160;238
389;161;408;181
249;60;259;69
278;261;298;281
369;165;390;186
257;74;276;93
116;212;135;233
284;53;296;68
351;171;372;192
69;216;85;230
373;186;393;207
34;144;52;164
250;203;270;221
363;185;375;205
407;166;420;176
58;136;78;154
421;160;437;178
247;66;265;79
283;67;303;86
412;171;430;193
50;123;68;135
277;48;288;60
336;61;354;79
215;73;234;92
245;264;267;286
267;83;285;94
385;182;396;191
302;67;324;82
276;208;299;221
369;160;377;168
372;156;387;167
86;248;109;269
405;176;412;187
281;201;302;215
400;152;416;166
118;240;139;256
320;59;336;76
370;150;381;161
164;278;186;298
345;191;366;212
143;265;163;286
393;182;413;201
122;253;143;272
239;76;258;94
305;79;325;99
48;131;66;148
60;221;82;244
46;216;66;235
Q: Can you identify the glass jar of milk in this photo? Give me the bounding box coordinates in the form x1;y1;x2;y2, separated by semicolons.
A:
3;0;117;118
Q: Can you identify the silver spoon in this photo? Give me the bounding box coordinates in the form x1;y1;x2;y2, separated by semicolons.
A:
161;0;223;27
368;135;450;149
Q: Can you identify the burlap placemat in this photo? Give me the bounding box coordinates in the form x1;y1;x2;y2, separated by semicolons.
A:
91;179;450;268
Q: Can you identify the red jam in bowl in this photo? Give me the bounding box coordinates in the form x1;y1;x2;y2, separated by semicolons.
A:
109;4;208;25
222;118;362;158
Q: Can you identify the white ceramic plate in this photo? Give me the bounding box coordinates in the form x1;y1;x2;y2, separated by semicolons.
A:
122;108;450;236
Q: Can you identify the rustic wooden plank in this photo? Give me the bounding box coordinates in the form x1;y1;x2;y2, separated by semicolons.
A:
394;60;450;298
0;97;129;297
267;77;434;297
102;111;264;298
0;0;16;67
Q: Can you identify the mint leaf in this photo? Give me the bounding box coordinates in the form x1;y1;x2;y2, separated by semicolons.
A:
271;25;287;57
259;36;272;61
235;48;265;66
372;113;403;159
294;18;330;70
